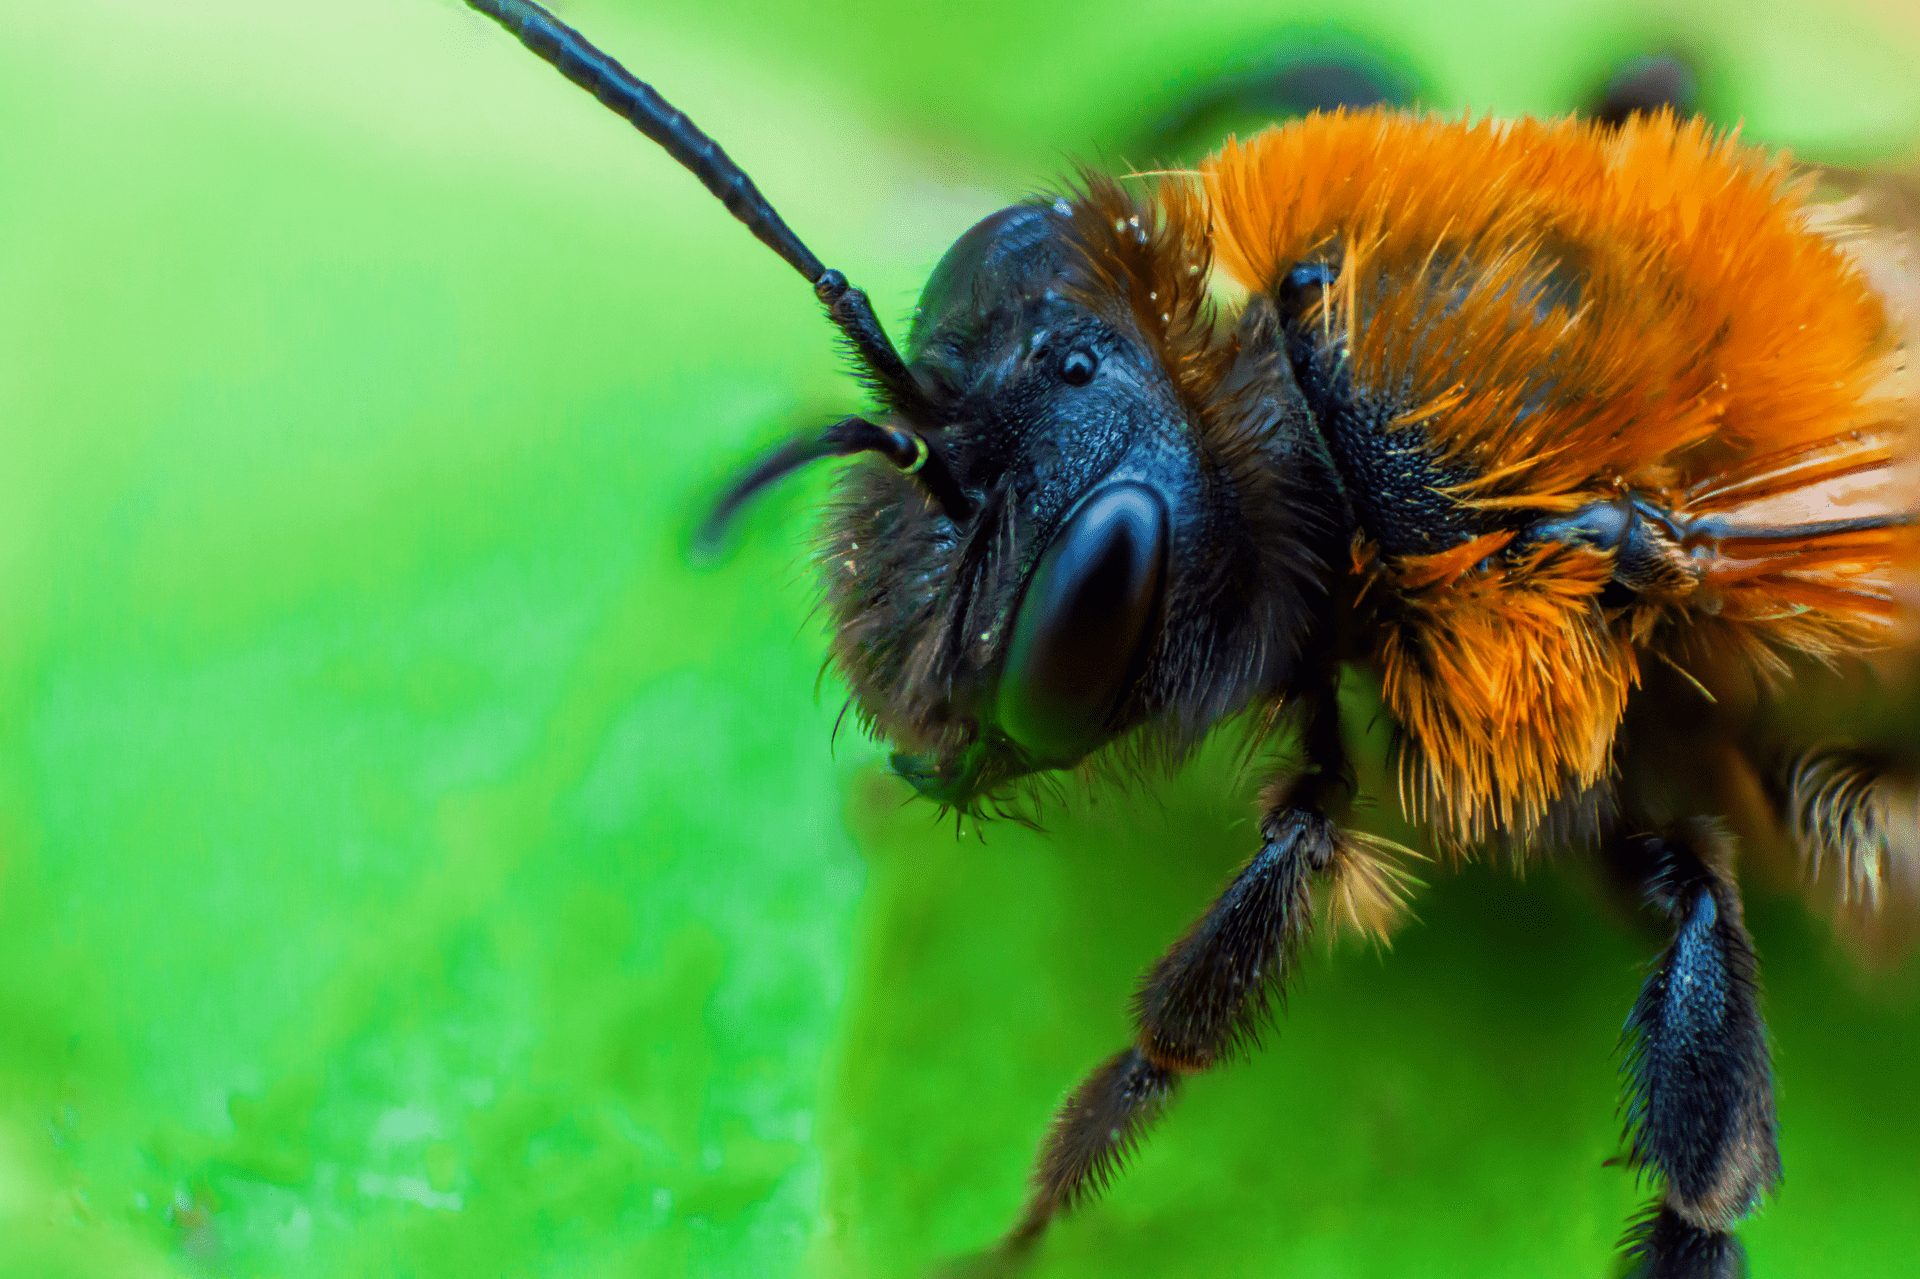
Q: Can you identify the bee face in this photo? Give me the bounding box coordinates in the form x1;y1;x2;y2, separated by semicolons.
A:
825;198;1331;809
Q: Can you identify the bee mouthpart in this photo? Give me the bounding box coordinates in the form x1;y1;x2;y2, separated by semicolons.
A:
890;751;959;801
889;742;999;807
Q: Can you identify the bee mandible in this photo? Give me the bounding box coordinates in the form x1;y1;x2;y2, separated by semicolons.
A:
462;2;1917;1275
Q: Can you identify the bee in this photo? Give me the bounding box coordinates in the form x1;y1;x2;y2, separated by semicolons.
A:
462;2;1917;1275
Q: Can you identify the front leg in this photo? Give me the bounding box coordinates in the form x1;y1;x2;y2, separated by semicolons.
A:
1618;820;1781;1278
958;681;1416;1272
999;798;1338;1261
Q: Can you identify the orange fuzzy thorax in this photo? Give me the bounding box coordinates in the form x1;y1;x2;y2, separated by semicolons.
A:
1196;110;1912;844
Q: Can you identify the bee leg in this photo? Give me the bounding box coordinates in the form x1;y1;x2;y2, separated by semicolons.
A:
930;678;1349;1279
1616;819;1781;1279
961;692;1349;1273
986;806;1334;1263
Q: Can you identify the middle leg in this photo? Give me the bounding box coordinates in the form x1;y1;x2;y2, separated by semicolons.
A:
1616;818;1781;1279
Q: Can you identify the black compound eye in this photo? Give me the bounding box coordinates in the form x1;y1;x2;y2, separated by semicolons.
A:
1061;350;1098;386
995;481;1169;766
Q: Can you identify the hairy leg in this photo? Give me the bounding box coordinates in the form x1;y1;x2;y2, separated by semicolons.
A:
1000;801;1337;1257
948;681;1358;1273
1617;819;1780;1279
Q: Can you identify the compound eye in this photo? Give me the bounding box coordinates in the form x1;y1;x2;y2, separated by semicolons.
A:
1061;350;1098;386
996;482;1168;766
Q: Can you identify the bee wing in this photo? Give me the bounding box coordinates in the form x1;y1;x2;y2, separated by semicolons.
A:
1810;162;1920;337
1741;164;1920;967
1668;166;1919;616
1808;165;1920;485
1811;157;1920;647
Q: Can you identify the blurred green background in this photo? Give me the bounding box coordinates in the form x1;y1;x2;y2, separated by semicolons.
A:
3;0;1919;1275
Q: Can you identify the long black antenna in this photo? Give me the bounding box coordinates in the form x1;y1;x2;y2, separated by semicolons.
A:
697;416;974;549
463;0;926;412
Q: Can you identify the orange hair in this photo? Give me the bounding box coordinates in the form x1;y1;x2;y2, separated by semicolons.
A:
1197;110;1912;843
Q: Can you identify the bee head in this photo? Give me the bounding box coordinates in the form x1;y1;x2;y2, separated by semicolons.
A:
460;0;1343;817
823;182;1336;812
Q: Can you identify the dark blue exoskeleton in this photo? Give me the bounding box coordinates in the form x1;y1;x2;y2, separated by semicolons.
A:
821;192;1336;809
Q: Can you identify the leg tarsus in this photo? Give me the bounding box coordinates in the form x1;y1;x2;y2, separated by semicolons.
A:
1022;1046;1180;1228
1623;1202;1748;1279
925;1242;1038;1279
